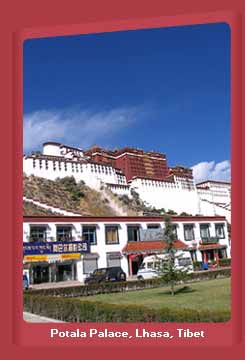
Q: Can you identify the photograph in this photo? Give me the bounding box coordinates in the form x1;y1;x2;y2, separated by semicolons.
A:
22;22;231;323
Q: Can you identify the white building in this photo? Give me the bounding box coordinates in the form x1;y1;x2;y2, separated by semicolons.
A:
23;142;231;221
197;181;231;223
23;215;230;284
129;177;200;215
24;142;127;192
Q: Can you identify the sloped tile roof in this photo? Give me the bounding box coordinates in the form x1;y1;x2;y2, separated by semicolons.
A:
122;240;187;255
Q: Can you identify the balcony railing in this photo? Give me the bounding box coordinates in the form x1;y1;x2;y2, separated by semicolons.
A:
139;229;165;241
26;235;74;242
200;237;219;245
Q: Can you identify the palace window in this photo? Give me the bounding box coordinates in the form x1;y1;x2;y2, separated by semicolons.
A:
215;223;225;238
29;226;47;242
56;226;73;242
183;224;195;241
82;226;97;245
200;224;210;241
105;226;119;244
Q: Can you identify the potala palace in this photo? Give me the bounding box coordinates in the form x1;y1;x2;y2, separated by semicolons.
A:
23;141;231;222
23;142;231;285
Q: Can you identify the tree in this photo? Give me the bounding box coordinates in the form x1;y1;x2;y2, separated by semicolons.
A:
179;211;192;216
166;209;178;215
156;215;189;296
56;176;84;201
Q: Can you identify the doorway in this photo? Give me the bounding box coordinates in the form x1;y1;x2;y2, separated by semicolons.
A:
32;265;49;284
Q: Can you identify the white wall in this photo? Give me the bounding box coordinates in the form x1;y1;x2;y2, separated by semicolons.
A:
23;157;118;191
130;178;200;215
106;184;131;197
43;144;61;157
199;199;231;224
23;156;231;223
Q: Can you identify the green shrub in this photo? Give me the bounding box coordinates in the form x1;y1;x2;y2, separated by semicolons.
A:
29;268;230;298
219;258;231;267
193;261;202;270
23;293;230;323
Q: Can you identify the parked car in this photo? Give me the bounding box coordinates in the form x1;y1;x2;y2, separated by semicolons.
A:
137;251;194;280
84;267;126;285
23;274;29;290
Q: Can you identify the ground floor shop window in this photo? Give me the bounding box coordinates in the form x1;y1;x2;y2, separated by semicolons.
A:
107;253;122;267
83;256;98;274
31;264;49;284
29;261;77;284
56;264;76;282
202;250;215;262
218;248;227;259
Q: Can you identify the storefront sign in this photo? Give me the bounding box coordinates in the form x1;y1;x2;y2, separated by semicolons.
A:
23;255;48;262
23;253;82;263
23;240;90;256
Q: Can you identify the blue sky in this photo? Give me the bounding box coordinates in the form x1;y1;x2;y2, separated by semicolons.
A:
23;22;230;182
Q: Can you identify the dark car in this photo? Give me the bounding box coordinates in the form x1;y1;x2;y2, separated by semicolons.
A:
23;274;29;290
84;267;126;285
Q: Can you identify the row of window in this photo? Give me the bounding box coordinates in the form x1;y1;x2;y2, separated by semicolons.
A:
140;180;178;188
90;163;114;173
33;160;83;172
27;223;226;245
83;256;121;274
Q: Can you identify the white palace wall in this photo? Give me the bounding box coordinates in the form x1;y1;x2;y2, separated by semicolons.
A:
23;155;231;221
130;178;200;215
23;157;122;191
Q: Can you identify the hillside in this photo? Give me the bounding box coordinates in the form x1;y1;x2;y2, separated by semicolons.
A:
23;175;187;217
23;175;151;216
23;175;121;216
23;200;60;216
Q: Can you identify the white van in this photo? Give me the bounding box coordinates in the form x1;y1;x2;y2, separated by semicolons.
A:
136;250;193;280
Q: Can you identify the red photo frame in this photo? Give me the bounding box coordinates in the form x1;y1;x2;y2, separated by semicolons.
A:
1;0;243;358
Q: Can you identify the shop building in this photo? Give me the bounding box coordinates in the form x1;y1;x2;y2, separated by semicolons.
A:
23;215;231;284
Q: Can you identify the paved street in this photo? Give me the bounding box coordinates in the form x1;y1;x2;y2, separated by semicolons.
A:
29;276;138;290
23;312;65;323
29;280;82;290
